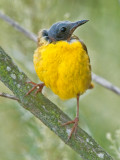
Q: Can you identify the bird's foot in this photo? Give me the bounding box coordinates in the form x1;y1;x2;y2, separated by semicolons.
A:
62;117;79;140
25;81;45;96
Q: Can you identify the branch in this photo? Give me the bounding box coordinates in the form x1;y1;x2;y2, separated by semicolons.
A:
0;11;37;42
0;11;120;96
92;73;120;95
0;92;19;101
0;48;113;159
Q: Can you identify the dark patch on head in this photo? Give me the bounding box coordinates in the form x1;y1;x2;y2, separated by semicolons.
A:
42;30;52;43
42;30;48;37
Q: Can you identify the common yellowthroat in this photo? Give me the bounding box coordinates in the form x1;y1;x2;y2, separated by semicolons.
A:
26;20;93;139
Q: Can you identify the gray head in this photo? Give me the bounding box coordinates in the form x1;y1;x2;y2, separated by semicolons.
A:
42;20;88;42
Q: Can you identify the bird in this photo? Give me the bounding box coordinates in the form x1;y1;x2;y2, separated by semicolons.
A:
26;20;94;139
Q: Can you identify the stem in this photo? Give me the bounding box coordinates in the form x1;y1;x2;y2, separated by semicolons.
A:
0;92;19;101
0;11;37;42
92;73;120;95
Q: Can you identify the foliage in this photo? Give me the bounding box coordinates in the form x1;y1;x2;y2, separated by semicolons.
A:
106;130;120;160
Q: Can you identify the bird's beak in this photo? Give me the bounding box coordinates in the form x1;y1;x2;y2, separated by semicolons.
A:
70;20;89;34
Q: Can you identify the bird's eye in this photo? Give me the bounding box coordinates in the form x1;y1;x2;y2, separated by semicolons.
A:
61;27;66;32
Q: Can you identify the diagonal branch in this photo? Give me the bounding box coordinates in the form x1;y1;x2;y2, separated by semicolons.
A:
0;11;37;42
92;73;120;95
0;92;19;101
0;47;113;160
0;11;120;96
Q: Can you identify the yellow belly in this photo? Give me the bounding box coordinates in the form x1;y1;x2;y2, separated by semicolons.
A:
34;41;91;99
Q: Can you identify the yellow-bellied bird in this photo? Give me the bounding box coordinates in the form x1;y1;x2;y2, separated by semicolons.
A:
26;20;94;139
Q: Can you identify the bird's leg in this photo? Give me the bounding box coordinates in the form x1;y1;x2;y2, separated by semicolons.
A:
62;94;80;140
25;81;45;96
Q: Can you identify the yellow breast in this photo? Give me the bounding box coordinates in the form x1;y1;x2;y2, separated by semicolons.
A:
34;41;91;99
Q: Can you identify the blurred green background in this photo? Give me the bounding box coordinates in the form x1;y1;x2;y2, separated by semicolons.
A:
0;0;120;159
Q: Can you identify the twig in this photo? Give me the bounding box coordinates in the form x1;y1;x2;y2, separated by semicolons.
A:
0;11;37;42
0;92;19;101
0;11;120;96
92;73;120;95
0;46;113;160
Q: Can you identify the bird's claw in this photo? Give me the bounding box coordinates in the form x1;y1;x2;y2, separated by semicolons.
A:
62;117;79;140
25;81;45;96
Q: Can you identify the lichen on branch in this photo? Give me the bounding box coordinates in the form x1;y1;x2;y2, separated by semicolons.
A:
0;47;113;160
